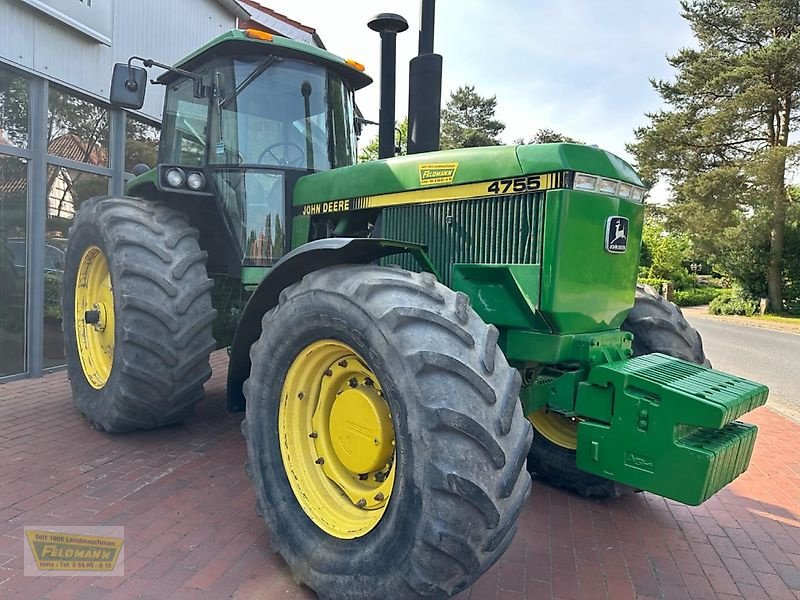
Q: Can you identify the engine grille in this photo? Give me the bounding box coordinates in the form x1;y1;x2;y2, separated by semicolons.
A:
381;193;542;286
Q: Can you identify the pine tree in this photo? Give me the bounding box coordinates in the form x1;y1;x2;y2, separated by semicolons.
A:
440;85;505;149
629;0;800;312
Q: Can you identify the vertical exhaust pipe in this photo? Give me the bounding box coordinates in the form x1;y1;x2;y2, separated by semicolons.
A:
368;13;408;159
407;0;443;155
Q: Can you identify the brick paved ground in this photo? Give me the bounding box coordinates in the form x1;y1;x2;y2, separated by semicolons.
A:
0;351;798;600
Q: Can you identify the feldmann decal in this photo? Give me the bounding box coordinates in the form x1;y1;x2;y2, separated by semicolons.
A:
418;162;459;186
25;528;124;573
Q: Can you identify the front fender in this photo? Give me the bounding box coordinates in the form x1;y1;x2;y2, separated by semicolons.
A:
226;237;436;412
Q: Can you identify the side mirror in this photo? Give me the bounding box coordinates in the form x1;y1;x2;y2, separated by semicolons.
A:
110;63;147;109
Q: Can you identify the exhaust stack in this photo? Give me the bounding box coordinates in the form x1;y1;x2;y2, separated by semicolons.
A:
407;0;443;155
368;13;409;159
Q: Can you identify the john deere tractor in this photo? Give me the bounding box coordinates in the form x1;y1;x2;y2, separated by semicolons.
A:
63;16;768;600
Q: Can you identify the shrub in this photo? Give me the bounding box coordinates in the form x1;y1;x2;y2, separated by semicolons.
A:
708;289;757;316
673;286;726;307
638;277;670;291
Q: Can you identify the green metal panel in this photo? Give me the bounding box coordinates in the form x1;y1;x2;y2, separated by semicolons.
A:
539;189;644;333
292;215;311;249
242;266;269;286
574;353;768;505
516;143;643;187
451;264;549;330
381;192;541;286
126;168;158;197
522;369;589;414
502;329;633;364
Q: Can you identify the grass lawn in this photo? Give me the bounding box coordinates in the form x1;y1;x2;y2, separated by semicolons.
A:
752;313;800;325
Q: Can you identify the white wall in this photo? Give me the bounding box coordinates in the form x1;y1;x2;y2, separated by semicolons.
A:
0;0;240;120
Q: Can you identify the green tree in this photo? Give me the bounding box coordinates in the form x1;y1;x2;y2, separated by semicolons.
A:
514;128;581;145
640;221;694;288
358;118;407;162
628;0;800;312
440;85;504;149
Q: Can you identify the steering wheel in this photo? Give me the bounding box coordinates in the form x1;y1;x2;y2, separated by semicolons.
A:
257;142;306;168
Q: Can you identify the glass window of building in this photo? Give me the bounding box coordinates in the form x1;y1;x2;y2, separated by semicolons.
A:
0;67;29;149
0;155;28;377
125;116;160;174
43;167;109;369
47;87;109;167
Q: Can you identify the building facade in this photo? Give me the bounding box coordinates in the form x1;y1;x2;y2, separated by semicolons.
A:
0;0;319;380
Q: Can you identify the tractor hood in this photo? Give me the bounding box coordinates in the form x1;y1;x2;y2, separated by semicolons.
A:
293;143;644;207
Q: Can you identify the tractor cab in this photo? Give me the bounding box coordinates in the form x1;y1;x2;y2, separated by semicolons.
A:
122;30;370;272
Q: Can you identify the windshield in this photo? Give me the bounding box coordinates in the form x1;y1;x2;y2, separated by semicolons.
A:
211;57;357;171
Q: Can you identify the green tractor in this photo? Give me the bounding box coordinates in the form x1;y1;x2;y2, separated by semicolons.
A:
63;18;767;600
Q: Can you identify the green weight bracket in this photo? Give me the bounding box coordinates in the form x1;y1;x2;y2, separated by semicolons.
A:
575;353;768;505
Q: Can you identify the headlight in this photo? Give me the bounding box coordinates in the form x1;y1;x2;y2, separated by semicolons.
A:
572;172;646;202
574;173;598;191
598;178;619;195
186;172;206;191
165;168;185;188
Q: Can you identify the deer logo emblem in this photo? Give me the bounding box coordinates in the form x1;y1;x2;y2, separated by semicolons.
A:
605;217;629;253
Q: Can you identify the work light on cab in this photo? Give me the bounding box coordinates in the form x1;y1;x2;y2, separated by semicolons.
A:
165;167;185;188
186;172;205;191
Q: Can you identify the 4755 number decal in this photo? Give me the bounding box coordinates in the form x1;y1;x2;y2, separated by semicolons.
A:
486;172;566;195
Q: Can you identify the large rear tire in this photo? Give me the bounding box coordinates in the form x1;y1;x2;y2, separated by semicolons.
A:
63;197;216;432
242;265;532;599
526;284;709;497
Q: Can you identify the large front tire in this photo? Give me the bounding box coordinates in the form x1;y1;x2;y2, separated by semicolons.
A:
526;284;709;498
63;197;216;432
242;265;532;599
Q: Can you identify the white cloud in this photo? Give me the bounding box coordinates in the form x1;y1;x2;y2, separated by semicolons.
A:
250;0;694;190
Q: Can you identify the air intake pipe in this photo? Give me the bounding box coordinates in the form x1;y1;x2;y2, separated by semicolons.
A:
368;13;409;159
407;0;443;154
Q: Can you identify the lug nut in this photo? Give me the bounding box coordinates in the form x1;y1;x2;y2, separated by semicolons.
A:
338;360;348;368
364;377;374;387
356;499;367;508
309;432;318;439
324;369;333;377
374;492;384;502
315;457;325;464
298;392;304;400
348;377;358;388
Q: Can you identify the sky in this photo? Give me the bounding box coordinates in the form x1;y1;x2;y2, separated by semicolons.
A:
256;0;696;196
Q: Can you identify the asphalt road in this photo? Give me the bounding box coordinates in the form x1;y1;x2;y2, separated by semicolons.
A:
684;314;800;422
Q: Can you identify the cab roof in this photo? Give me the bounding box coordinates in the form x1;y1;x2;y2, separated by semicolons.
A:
157;29;372;90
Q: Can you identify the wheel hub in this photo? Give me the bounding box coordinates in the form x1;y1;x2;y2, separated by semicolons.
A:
328;386;393;474
279;340;396;539
74;246;115;389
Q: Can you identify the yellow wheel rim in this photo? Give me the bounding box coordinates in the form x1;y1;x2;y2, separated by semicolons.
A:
279;340;396;539
529;409;579;450
74;246;115;389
